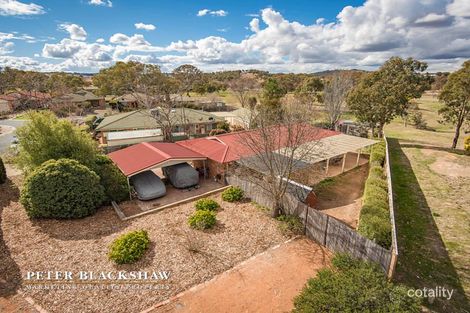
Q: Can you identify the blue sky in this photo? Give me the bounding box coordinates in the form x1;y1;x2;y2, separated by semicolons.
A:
0;0;469;73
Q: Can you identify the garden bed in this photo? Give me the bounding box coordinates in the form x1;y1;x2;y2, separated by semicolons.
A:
1;177;288;313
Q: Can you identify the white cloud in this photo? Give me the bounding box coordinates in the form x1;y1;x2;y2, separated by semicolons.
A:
0;0;44;16
88;0;112;8
96;38;105;43
109;33;150;46
197;9;227;17
59;23;87;41
134;22;156;31
0;41;14;54
447;0;470;18
6;0;470;73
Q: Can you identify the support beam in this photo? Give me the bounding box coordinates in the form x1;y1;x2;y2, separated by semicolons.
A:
203;160;207;179
356;148;362;167
127;177;132;200
341;153;347;173
325;158;330;175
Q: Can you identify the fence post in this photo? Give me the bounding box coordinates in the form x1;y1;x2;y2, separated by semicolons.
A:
323;215;329;246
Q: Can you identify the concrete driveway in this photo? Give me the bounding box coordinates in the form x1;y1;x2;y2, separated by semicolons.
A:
143;238;331;313
0;120;26;153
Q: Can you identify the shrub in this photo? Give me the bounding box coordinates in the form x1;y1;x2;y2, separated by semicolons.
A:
410;111;427;129
84;114;97;131
369;142;386;167
293;254;421;313
188;210;217;230
358;214;392;247
20;159;105;219
276;214;304;236
368;165;384;179
108;230;150;264
362;197;389;212
15;111;98;170
194;198;220;211
365;177;388;190
363;184;388;202
465;136;470;152
0;156;6;184
91;155;129;204
221;186;244;202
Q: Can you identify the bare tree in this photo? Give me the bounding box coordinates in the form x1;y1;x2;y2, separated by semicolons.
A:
228;73;260;108
233;100;321;217
323;73;354;128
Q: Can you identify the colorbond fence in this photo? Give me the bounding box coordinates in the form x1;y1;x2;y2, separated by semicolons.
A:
227;138;398;277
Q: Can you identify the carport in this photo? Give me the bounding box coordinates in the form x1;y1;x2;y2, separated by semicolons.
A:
108;142;208;199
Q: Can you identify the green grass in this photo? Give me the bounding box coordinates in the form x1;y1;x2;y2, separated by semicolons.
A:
388;139;470;312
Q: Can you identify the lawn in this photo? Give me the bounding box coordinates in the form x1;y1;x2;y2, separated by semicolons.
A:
386;94;470;312
0;172;289;313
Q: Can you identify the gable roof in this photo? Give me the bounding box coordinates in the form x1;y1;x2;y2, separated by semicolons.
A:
95;109;224;131
176;125;339;164
108;142;206;176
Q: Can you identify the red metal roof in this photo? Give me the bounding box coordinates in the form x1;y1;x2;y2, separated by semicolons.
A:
108;142;206;176
176;124;340;164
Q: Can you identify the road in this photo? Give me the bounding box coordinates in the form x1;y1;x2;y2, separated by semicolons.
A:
0;119;26;153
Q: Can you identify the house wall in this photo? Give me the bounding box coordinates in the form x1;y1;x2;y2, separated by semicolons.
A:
0;100;10;113
193;159;226;179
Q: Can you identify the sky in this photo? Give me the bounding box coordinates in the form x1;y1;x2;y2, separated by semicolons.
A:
0;0;469;73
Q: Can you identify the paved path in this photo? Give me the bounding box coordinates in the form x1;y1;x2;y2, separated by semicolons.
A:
0;120;26;153
145;238;331;313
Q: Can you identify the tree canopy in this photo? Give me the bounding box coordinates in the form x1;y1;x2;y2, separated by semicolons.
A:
260;77;286;109
15;110;98;170
438;60;470;149
348;57;429;137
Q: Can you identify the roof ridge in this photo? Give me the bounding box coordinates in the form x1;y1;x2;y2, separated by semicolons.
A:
142;142;172;159
96;110;141;130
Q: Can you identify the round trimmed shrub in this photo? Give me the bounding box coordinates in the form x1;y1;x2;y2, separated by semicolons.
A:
465;136;470;152
221;186;244;202
364;184;388;202
0;156;6;184
361;204;389;220
20;159;105;219
195;198;220;211
188;210;217;230
91;155;129;204
108;230;150;264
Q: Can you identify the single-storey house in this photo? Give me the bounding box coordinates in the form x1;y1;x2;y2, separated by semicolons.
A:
95;108;224;148
0;91;51;112
211;108;256;129
55;90;105;108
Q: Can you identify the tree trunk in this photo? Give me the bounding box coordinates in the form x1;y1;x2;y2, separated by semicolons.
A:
451;119;463;149
271;206;281;218
378;123;384;138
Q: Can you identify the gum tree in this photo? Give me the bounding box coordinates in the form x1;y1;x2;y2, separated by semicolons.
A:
348;57;429;137
438;60;470;149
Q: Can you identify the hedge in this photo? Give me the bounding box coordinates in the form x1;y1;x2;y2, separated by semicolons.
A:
465;136;470;152
357;142;392;248
195;198;220;211
108;230;150;264
188;210;217;230
91;155;129;204
0;156;6;184
293;253;421;312
20;159;105;219
221;186;244;202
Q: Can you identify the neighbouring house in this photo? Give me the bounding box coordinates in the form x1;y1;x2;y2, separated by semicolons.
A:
55;90;105;108
0;91;51;112
106;93;143;111
95;108;224;149
211;108;256;129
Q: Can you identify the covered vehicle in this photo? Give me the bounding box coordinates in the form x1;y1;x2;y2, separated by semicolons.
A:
130;171;166;200
162;163;199;189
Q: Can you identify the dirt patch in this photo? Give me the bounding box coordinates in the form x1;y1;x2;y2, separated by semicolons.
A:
148;238;331;313
1;179;288;313
0;125;15;136
313;165;369;228
430;160;470;178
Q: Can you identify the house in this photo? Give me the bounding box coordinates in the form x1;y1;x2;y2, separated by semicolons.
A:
211;108;256;129
0;91;51;111
55;90;105;108
106;93;143;110
95;108;224;149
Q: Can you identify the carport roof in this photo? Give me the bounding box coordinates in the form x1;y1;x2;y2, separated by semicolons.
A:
108;142;206;176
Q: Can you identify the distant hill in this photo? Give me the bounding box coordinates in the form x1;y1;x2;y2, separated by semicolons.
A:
312;69;369;77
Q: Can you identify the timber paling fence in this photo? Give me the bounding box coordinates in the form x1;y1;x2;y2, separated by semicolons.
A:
227;138;398;277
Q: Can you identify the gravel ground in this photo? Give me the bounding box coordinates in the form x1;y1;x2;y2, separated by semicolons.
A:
1;176;287;313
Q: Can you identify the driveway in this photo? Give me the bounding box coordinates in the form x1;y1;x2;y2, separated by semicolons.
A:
0;120;26;153
144;238;331;313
